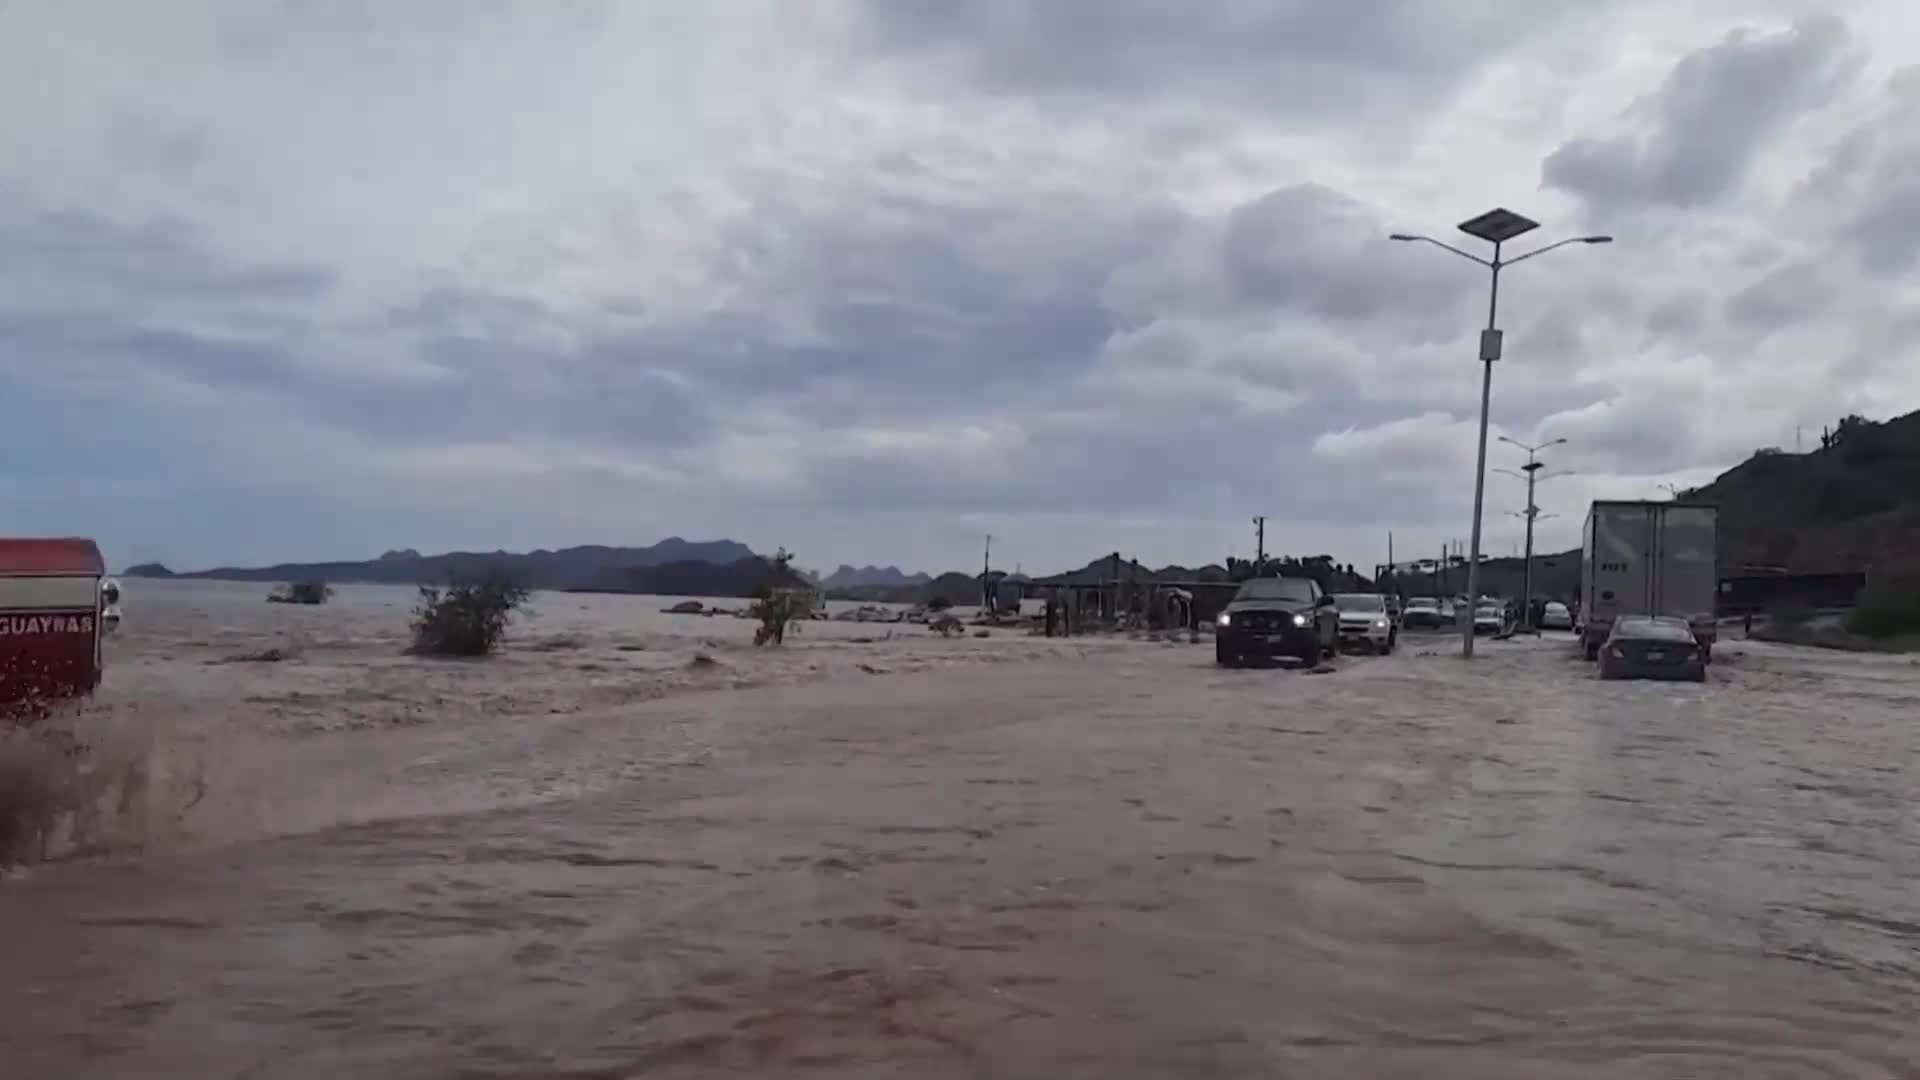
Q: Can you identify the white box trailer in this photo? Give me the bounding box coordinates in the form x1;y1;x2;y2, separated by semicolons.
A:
1579;501;1719;660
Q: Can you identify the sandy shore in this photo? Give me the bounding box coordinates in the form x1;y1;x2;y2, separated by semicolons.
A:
4;616;1919;1077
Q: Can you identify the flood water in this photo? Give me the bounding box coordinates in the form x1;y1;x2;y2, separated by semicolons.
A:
3;594;1918;1078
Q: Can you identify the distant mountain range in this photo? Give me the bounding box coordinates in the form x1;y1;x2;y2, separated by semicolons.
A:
124;410;1920;607
577;556;811;598
820;564;932;589
123;537;759;593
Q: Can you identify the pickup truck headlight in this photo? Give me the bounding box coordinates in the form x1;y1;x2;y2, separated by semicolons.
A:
1291;613;1308;627
1216;612;1232;627
1373;617;1389;629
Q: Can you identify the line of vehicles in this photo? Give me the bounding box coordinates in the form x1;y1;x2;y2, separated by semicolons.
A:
1212;577;1398;667
1217;499;1721;684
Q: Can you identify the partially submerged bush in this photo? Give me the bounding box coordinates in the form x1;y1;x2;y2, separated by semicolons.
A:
268;581;333;605
752;588;813;646
749;545;816;646
410;575;531;657
1847;577;1920;640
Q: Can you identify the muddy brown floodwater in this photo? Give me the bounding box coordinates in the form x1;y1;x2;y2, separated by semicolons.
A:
4;629;1919;1078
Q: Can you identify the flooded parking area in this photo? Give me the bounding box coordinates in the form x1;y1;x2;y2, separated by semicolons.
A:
3;633;1918;1078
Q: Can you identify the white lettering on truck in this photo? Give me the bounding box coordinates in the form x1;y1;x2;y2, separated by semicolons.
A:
0;614;96;635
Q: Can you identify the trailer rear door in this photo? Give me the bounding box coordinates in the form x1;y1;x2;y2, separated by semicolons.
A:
1652;504;1718;621
1590;504;1656;624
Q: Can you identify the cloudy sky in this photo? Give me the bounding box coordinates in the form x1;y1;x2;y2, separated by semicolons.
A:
5;1;1918;576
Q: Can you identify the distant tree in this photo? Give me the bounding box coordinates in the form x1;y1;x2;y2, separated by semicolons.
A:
927;596;954;612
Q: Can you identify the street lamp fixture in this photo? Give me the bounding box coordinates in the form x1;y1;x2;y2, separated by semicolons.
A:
1458;208;1540;244
1389;214;1611;658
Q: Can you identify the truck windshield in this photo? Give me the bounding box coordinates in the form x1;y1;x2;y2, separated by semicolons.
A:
1234;579;1316;605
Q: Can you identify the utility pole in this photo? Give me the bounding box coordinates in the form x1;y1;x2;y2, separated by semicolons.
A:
1495;437;1570;632
982;533;992;612
1252;516;1266;570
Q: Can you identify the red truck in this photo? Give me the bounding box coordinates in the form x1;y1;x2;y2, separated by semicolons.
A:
0;538;119;723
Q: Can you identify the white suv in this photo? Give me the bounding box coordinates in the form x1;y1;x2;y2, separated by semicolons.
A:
1332;593;1397;654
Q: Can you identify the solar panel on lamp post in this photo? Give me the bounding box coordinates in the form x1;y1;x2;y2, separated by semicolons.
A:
1389;212;1611;657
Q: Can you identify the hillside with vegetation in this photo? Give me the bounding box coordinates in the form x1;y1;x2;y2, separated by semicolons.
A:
1683;411;1920;576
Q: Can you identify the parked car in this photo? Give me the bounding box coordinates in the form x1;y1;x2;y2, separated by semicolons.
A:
1540;600;1574;631
1473;602;1506;635
1401;596;1444;629
1215;576;1338;667
1332;593;1396;654
1599;615;1707;682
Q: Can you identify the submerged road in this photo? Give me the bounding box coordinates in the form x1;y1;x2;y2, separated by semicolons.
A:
4;635;1918;1078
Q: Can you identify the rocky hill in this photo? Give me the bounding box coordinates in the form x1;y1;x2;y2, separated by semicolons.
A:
122;537;758;592
1684;411;1920;576
576;556;810;598
821;564;932;589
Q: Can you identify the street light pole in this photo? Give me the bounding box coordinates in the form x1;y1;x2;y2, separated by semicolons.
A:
1389;211;1611;658
1462;246;1501;657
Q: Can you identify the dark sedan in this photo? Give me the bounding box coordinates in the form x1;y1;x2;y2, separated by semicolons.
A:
1215;577;1338;667
1599;615;1708;682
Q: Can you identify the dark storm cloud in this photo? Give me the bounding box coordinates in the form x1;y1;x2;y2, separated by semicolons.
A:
0;205;337;304
1844;189;1920;275
1724;259;1833;330
622;177;1179;413
1758;64;1920;279
788;408;1405;524
1543;17;1857;211
1220;185;1474;328
2;214;717;454
289;314;717;453
1830;73;1920;275
855;0;1589;117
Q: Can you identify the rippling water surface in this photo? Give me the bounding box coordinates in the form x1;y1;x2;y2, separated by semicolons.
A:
2;586;1917;1077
